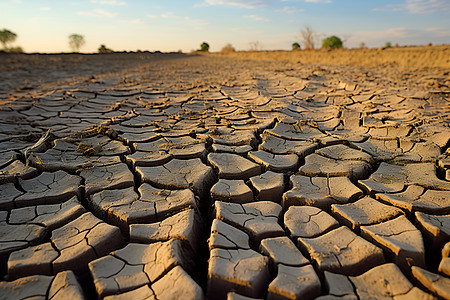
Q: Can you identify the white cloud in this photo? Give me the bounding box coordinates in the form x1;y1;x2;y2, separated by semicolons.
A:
161;12;178;18
374;0;450;14
279;6;304;13
305;0;331;3
91;0;126;5
202;0;271;9
372;4;405;12
130;18;146;24
231;26;264;34
185;17;210;28
146;12;179;19
40;7;51;11
245;14;271;21
405;0;450;13
425;27;450;37
77;8;118;17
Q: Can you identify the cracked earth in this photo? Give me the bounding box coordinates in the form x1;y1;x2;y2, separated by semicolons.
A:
0;52;449;299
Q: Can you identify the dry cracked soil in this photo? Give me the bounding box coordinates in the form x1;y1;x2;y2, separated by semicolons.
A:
0;51;449;300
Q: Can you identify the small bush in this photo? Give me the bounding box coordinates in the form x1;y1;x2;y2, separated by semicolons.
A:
221;43;236;53
98;44;113;53
7;46;23;53
249;41;262;51
199;42;209;52
292;42;301;50
322;36;343;49
301;26;315;50
385;42;392;48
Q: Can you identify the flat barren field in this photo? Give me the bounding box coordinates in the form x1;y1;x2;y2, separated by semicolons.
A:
0;47;449;299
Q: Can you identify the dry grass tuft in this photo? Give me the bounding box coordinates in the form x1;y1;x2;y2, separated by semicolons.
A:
213;45;450;71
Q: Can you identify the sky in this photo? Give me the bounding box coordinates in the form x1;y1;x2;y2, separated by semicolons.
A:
0;0;449;53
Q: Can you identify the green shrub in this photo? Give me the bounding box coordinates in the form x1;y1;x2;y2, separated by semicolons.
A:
292;42;301;50
385;41;392;48
322;36;343;49
199;42;209;52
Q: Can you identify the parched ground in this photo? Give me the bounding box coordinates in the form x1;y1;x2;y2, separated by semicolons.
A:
0;50;449;300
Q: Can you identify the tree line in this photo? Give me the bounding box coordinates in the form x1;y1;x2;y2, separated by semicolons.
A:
1;27;402;54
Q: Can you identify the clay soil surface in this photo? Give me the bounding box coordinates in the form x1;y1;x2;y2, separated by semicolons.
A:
0;47;449;299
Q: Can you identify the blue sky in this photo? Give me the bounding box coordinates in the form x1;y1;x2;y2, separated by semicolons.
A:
0;0;449;52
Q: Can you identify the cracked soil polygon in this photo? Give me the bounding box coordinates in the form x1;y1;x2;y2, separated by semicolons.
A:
411;266;450;299
300;153;371;180
137;158;215;197
207;248;270;299
211;179;254;203
89;239;193;297
51;212;123;274
208;153;262;180
267;264;321;300
248;150;299;173
283;175;363;209
208;219;251;250
284;206;339;239
376;186;450;214
298;226;385;275
15;170;82;207
130;208;201;252
249;171;284;202
259;236;309;267
359;162;450;194
331;196;404;231
259;133;318;156
360;215;426;273
80;162;134;196
214;201;284;244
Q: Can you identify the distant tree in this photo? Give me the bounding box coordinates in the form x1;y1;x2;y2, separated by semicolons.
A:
322;36;343;49
68;34;85;52
221;43;236;53
98;44;113;53
0;29;17;50
249;41;262;51
301;26;315;50
7;46;23;53
292;42;301;50
384;41;392;48
199;42;209;52
359;42;366;49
